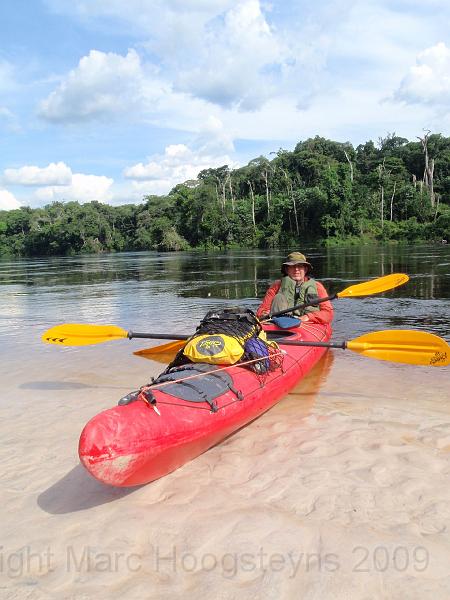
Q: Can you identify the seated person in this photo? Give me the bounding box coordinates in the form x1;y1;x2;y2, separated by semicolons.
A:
256;252;334;325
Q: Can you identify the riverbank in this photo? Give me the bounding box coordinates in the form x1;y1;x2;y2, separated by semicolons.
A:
1;200;449;258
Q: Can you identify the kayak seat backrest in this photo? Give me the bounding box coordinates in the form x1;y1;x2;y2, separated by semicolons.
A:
150;363;243;413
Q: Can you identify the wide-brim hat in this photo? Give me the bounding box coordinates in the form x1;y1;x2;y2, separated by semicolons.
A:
282;252;313;271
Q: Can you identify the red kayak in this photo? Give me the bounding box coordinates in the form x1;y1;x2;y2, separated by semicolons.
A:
79;322;332;487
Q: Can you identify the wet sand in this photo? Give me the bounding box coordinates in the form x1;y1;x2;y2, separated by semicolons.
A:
1;338;450;599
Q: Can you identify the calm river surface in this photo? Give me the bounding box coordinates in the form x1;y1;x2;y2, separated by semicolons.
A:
0;243;449;398
1;244;449;374
0;244;449;599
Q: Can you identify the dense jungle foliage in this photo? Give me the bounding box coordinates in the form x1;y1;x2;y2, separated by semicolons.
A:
1;133;449;257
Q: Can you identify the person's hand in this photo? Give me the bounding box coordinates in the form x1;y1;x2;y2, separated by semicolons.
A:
300;315;310;323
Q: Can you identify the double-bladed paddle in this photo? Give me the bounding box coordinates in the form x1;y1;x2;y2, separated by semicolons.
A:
43;272;440;367
42;323;449;367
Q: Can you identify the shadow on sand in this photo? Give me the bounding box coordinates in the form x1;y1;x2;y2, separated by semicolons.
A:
37;465;142;514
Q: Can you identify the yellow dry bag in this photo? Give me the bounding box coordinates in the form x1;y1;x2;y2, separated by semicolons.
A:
183;334;244;365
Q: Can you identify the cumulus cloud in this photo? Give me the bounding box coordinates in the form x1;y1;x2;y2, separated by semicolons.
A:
123;116;236;193
174;0;287;110
0;189;21;210
42;1;305;113
38;49;162;123
34;173;114;203
394;42;450;108
124;144;201;181
123;141;232;193
41;0;391;121
40;0;450;124
2;161;114;205
3;162;72;186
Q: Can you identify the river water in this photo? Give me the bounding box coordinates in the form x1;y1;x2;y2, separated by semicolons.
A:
0;244;449;599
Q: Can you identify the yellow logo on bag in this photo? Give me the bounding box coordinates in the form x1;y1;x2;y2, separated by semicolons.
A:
183;334;244;365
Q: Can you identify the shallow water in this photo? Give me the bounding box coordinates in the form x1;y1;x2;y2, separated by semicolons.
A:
0;244;449;599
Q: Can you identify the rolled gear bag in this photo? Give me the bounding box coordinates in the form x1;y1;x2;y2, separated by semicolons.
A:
183;333;245;365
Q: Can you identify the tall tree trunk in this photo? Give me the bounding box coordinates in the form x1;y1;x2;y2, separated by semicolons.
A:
428;158;435;207
377;162;386;229
227;174;235;213
283;169;299;235
248;180;256;232
418;131;436;207
344;150;354;182
390;181;396;221
434;193;440;221
262;169;270;218
221;182;227;210
214;183;221;209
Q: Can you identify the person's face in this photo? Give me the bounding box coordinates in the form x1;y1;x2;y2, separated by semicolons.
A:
286;264;307;282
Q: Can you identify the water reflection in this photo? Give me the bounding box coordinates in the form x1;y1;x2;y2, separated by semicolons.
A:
1;245;449;298
0;245;449;350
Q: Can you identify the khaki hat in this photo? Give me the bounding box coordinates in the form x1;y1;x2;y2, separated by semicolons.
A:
282;252;313;271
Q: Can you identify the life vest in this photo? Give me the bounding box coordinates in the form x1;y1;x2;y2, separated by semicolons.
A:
279;276;320;316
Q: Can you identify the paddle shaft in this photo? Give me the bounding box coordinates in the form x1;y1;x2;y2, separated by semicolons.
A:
270;294;337;318
128;331;346;350
279;339;345;349
128;331;345;349
128;332;190;341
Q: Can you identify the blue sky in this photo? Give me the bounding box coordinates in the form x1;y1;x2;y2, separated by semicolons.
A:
1;0;450;210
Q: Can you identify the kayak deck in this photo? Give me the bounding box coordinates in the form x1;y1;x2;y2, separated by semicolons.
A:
79;322;332;487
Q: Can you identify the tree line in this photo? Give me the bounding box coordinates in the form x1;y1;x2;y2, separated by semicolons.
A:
1;132;449;257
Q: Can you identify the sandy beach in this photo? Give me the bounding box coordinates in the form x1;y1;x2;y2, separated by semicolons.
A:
1;336;450;599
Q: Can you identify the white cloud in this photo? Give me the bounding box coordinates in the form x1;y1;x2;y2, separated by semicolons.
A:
124;144;199;182
124;116;237;193
195;115;234;154
394;42;450;108
3;162;72;186
0;189;21;210
42;1;308;112
34;173;113;203
174;0;287;110
123;141;231;193
38;49;162;123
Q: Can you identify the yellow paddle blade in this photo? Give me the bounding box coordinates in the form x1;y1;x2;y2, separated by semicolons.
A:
134;340;186;363
347;330;450;366
337;273;409;298
42;324;128;346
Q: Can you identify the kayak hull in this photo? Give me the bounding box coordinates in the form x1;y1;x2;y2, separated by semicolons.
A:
79;323;332;487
